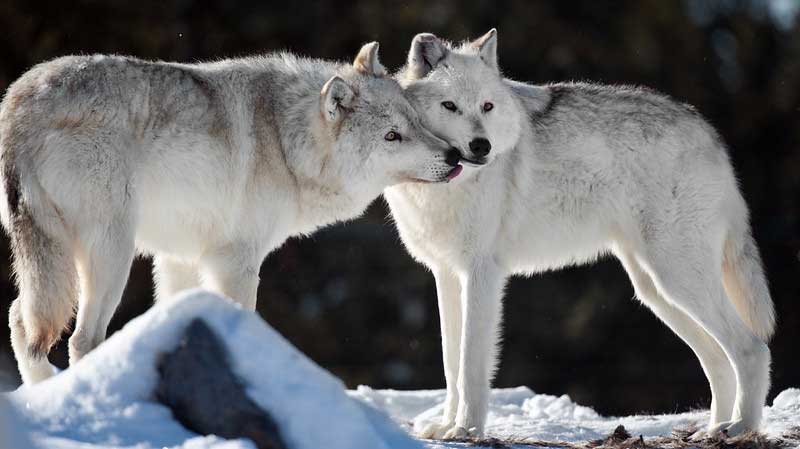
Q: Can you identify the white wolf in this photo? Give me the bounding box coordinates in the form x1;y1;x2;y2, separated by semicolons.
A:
0;43;462;384
384;30;775;439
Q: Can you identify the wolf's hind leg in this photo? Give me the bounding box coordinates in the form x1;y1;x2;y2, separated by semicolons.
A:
153;255;200;301
68;214;136;363
198;243;261;310
615;248;736;428
640;243;770;436
10;299;61;383
418;267;463;439
7;206;78;384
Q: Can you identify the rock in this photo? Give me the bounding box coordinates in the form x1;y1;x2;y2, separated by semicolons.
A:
156;318;288;449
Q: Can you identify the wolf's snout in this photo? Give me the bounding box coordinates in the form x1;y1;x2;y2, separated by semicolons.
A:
445;148;462;167
469;138;491;157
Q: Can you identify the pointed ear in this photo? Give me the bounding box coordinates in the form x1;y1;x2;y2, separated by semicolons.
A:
320;76;354;123
406;33;448;80
353;42;387;77
470;28;498;70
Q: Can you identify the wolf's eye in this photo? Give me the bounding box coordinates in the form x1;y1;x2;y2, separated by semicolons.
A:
441;101;457;112
483;102;494;112
384;131;402;142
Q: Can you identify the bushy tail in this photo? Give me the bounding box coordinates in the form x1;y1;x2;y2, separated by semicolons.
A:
722;229;775;342
4;173;77;361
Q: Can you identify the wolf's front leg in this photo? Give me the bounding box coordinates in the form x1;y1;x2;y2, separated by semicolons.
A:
446;260;505;439
418;268;463;439
198;243;262;310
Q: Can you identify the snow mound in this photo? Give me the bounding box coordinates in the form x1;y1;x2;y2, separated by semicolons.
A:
2;289;425;449
765;388;800;437
1;393;36;449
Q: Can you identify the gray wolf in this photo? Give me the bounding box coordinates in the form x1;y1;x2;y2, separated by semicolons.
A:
0;42;460;384
384;29;774;439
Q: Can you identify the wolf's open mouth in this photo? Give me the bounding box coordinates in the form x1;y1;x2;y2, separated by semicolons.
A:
446;164;463;181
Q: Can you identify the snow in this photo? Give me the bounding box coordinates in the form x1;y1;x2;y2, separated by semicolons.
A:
1;290;425;449
1;289;797;449
1;393;36;449
352;386;800;446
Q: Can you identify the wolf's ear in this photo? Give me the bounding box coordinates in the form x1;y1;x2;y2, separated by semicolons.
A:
320;76;354;123
353;42;387;77
470;28;498;71
407;33;448;79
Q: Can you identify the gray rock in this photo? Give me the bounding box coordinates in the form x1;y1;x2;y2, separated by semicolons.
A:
156;318;288;449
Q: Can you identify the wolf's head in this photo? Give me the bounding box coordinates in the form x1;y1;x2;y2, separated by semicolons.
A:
397;29;523;176
318;42;462;185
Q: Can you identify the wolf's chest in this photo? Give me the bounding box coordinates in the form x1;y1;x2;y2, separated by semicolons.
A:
384;183;495;265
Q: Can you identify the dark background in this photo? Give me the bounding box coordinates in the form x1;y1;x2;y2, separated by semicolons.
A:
0;0;797;417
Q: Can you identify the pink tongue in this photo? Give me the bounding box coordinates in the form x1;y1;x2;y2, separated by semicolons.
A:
446;164;463;181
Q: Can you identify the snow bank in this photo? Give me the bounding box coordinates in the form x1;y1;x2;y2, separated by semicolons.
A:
767;388;800;436
2;289;424;449
1;393;36;449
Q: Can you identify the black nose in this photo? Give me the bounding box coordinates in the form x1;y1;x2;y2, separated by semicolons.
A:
469;138;491;157
445;148;461;167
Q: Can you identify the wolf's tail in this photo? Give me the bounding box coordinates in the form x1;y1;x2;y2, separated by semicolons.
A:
2;153;77;362
722;226;775;342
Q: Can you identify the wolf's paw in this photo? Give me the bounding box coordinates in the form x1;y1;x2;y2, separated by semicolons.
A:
704;420;754;438
442;425;479;440
689;429;708;441
719;420;754;437
417;422;454;439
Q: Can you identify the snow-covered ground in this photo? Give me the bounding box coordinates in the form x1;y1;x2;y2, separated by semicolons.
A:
353;387;800;447
1;290;798;449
